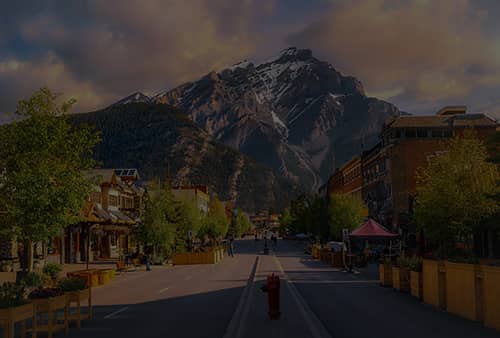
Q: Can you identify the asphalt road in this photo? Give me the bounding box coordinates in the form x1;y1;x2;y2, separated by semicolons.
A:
60;239;500;338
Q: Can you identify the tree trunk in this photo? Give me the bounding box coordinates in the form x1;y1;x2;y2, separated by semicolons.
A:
27;240;34;272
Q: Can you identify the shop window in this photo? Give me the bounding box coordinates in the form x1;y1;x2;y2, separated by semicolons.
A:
405;129;416;138
109;195;118;206
431;129;443;138
417;129;427;138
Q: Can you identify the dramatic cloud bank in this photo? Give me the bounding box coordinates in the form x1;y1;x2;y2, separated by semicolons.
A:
1;0;499;119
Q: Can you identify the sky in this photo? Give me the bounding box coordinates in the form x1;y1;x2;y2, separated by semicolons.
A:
1;0;500;121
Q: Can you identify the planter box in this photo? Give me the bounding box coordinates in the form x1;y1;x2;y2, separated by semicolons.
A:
173;250;220;265
379;263;392;286
0;303;36;338
445;261;479;321
331;252;343;268
481;265;500;331
410;271;423;300
66;288;92;328
392;267;401;290
32;294;68;338
312;246;321;259
97;270;111;285
68;270;99;288
422;259;446;309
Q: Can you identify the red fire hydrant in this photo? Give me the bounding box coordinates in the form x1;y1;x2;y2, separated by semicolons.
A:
261;273;280;319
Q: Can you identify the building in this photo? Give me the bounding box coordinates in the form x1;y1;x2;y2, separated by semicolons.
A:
326;156;362;200
48;168;145;264
374;106;497;232
325;106;498;237
171;185;210;214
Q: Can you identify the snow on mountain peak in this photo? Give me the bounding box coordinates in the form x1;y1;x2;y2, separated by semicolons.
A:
111;91;151;107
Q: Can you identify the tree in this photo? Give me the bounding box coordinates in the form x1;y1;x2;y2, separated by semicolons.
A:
0;88;100;271
278;208;293;235
414;131;499;257
172;196;202;252
199;197;229;243
134;180;175;260
328;193;365;241
235;208;252;237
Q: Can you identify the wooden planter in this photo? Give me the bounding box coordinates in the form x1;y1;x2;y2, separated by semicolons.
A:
410;271;423;300
399;267;410;292
32;294;68;338
66;288;92;328
392;267;401;290
481;265;500;331
379;263;392;286
173;250;220;265
0;303;36;338
68;270;99;288
445;261;480;321
331;251;343;268
422;259;446;309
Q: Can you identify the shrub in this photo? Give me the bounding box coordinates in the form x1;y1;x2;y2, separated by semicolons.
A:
20;272;43;288
28;287;64;299
407;257;423;272
43;263;63;278
0;283;27;308
58;277;87;292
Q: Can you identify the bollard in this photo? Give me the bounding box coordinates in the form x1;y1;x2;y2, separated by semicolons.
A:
261;273;280;319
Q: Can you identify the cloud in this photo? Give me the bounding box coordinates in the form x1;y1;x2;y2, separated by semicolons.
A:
287;0;500;113
0;0;276;114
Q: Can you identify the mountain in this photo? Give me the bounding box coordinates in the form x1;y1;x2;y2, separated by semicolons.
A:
70;103;295;213
125;47;401;191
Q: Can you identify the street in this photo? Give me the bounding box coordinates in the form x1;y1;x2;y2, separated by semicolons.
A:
64;239;500;338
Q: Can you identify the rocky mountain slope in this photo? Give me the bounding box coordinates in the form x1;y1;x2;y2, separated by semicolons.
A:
71;103;295;212
118;47;401;191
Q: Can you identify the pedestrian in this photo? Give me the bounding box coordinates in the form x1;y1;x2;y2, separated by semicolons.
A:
145;253;152;271
228;236;235;257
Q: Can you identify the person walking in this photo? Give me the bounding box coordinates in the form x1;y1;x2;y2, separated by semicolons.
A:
228;236;234;257
145;253;152;271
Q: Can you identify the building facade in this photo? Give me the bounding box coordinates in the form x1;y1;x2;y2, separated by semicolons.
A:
171;185;210;214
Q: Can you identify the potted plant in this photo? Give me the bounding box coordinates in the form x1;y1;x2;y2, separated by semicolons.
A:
29;287;68;337
379;257;392;287
0;282;36;338
59;277;92;327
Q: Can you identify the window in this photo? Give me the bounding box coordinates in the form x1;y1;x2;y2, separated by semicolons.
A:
392;130;401;139
405;129;416;138
109;195;118;206
431;129;443;138
417;129;427;138
443;130;453;137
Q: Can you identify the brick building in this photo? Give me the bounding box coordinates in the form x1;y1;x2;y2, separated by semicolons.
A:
326;106;498;237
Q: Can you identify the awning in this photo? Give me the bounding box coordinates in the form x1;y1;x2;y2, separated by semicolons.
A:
350;218;399;238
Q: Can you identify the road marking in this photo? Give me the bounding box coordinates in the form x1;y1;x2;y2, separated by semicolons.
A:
273;255;333;338
158;287;169;294
185;275;192;281
290;279;379;284
223;256;260;338
104;307;129;319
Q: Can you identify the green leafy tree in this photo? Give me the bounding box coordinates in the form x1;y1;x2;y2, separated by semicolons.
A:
134;180;176;260
235;208;252;237
278;208;293;235
172;196;202;252
328;193;364;241
414;131;499;257
199;197;229;243
0;88;100;271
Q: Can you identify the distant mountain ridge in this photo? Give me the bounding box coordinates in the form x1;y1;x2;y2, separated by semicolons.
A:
71;103;295;213
112;47;401;191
